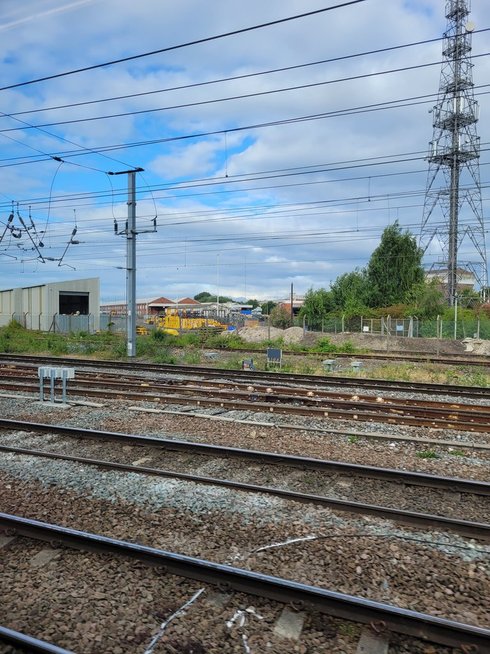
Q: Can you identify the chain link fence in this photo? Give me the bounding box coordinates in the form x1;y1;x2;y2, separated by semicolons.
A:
302;315;488;340
1;311;488;340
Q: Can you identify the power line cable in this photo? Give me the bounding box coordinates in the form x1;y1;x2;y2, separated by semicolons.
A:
2;85;489;169
8;56;490;132
0;1;367;92
9;34;490;118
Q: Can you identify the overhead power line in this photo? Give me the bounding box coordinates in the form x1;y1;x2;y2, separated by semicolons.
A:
6;30;489;119
5;55;490;133
0;1;367;92
2;86;490;170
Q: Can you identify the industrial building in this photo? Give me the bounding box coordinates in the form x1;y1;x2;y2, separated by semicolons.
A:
0;278;100;331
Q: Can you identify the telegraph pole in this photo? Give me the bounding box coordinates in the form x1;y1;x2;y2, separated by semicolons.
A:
420;0;487;305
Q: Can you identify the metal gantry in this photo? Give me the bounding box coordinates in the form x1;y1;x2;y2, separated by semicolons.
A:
420;0;488;304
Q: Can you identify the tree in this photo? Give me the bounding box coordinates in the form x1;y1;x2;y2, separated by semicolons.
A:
330;270;369;315
299;288;334;328
194;292;213;302
261;301;277;315
193;291;233;303
270;304;291;328
405;279;445;318
366;222;424;308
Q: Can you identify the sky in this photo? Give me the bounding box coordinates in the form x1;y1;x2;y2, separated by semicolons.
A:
0;0;489;303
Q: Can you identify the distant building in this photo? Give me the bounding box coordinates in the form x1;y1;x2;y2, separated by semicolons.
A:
100;295;254;320
100;298;155;317
278;295;305;316
101;296;204;317
0;277;100;331
426;268;476;294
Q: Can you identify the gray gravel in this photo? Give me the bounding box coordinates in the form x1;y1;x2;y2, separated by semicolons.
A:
0;369;489;652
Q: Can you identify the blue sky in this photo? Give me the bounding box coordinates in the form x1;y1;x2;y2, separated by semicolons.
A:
0;0;489;302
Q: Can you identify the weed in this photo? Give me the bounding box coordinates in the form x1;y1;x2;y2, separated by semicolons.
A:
448;449;467;457
416;449;439;459
338;623;361;637
182;350;201;365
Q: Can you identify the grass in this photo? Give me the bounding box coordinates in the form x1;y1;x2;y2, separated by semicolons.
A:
0;321;489;386
448;448;467;457
416;449;440;459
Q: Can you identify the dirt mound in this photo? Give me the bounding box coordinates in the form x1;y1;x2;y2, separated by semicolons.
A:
237;326;283;342
283;326;304;344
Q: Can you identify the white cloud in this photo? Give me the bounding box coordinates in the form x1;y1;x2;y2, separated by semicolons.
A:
0;0;488;301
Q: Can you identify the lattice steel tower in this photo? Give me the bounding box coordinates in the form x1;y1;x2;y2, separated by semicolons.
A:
420;0;487;305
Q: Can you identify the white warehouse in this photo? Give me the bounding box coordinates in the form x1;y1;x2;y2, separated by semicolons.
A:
0;278;100;332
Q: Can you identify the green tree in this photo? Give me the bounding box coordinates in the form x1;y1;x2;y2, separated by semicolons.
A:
270;304;291;328
366;222;424;308
261;301;277;315
299;288;334;327
405;279;445;318
194;291;213;302
193;292;233;303
458;288;481;309
330;270;369;315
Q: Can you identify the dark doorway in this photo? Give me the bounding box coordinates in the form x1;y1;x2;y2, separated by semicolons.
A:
59;291;89;315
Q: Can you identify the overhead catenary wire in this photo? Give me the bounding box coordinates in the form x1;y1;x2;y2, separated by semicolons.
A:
2;84;490;171
0;1;368;92
3;54;490;132
3;145;490;215
8;31;490;118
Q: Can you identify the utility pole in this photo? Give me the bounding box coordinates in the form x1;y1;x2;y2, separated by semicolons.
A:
110;167;155;357
126;171;137;357
290;283;294;325
420;0;487;305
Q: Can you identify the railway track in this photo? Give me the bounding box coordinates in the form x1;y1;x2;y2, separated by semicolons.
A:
3;365;489;414
1;418;488;539
203;344;490;367
1;363;489;432
0;352;488;399
1;513;489;652
0;625;73;654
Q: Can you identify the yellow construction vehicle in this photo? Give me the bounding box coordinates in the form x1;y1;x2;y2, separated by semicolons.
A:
147;308;226;335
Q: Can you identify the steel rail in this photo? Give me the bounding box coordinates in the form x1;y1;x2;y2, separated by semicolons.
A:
2;442;489;539
0;418;490;495
2;368;489;416
1;348;489;368
0;626;74;654
1;418;488;494
1;513;488;651
218;346;490;367
0;353;488;398
158;407;490;450
0;379;488;432
3;373;490;427
1;417;488;494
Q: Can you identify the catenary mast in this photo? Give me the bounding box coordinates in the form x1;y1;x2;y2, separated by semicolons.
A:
420;0;487;305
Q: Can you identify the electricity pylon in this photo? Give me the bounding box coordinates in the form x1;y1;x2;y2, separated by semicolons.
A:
420;0;487;304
